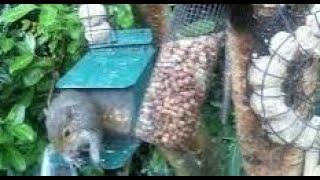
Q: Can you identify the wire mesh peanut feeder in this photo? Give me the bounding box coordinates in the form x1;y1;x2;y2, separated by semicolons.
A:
78;4;117;47
41;4;156;175
248;4;320;151
135;4;228;151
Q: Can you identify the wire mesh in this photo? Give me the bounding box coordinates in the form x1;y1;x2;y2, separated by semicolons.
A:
77;4;118;48
248;4;320;151
135;4;228;151
166;4;228;41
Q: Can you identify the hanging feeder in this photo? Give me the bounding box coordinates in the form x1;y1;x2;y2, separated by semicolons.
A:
135;4;227;151
41;4;156;175
247;4;320;176
248;4;320;151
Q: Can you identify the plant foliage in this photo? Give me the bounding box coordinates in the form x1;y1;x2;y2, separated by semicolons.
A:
0;4;85;175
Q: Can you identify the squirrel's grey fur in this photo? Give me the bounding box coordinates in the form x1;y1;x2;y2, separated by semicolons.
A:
45;89;134;165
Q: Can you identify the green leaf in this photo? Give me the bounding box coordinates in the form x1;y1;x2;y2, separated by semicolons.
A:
5;147;26;172
25;33;36;53
36;78;53;92
48;41;58;54
23;68;45;87
0;35;14;54
5;104;26;124
38;5;58;28
69;26;82;40
8;123;35;142
0;4;38;24
0;67;11;85
22;136;46;168
0;128;11;144
141;148;173;176
9;54;33;74
31;58;54;68
107;4;134;29
0;150;3;170
67;41;80;55
65;13;81;25
18;88;34;107
117;5;134;29
16;42;33;54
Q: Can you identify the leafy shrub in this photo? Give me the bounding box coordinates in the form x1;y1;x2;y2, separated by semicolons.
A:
106;4;135;29
0;4;85;175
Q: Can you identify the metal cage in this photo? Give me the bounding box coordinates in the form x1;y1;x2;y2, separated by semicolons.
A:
135;4;228;151
166;4;228;41
77;4;119;48
248;4;320;151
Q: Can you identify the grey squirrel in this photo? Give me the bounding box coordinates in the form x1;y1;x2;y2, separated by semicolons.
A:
44;89;135;166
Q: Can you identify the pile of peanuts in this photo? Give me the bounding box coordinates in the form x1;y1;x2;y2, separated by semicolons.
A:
135;33;221;150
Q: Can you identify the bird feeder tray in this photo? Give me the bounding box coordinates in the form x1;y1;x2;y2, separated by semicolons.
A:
41;136;140;175
97;135;140;170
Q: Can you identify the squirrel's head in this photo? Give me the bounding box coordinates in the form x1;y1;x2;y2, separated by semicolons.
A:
45;92;102;165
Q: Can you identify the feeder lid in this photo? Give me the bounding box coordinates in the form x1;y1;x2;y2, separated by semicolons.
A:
56;29;155;89
89;29;153;48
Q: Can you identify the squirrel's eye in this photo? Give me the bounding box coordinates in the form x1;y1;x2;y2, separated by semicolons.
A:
64;129;71;137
